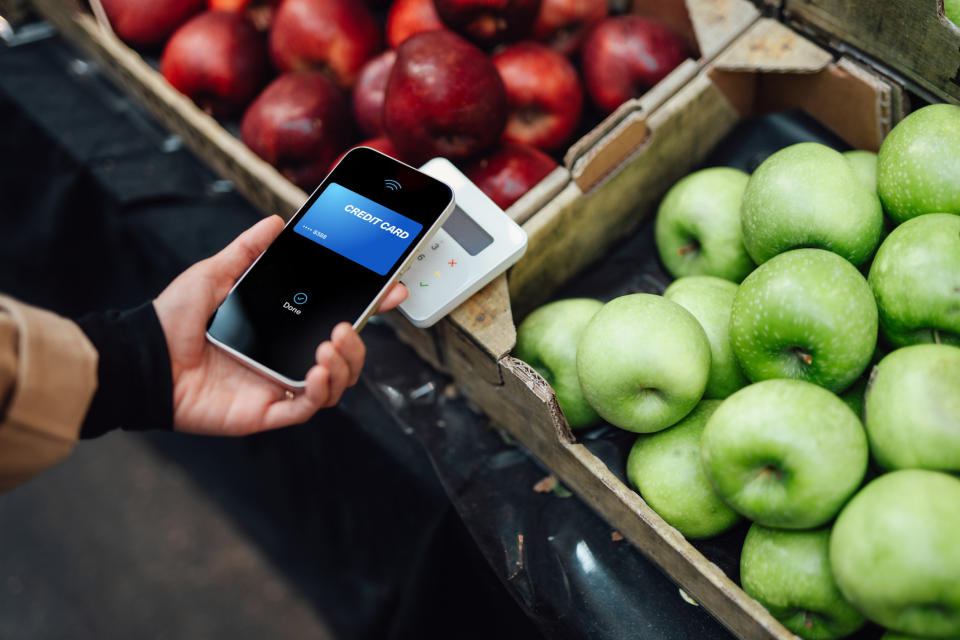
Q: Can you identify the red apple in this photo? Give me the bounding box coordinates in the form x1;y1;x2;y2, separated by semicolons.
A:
269;0;383;89
383;30;507;163
433;0;542;48
531;0;607;56
493;41;582;152
241;72;354;190
99;0;204;47
465;144;557;210
331;137;404;171
580;15;689;115
161;11;268;117
352;50;397;139
386;0;446;49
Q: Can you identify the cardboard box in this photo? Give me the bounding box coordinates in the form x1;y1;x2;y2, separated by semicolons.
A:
392;18;903;640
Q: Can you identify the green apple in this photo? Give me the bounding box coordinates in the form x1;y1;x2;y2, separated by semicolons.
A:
831;470;960;637
843;150;878;193
654;167;754;283
868;213;960;347
948;0;960;26
576;294;711;433
864;344;960;471
626;400;741;539
843;149;897;258
663;276;748;399
877;104;960;223
882;633;960;640
700;379;867;529
741;142;883;267
515;298;604;429
740;524;865;640
730;248;878;393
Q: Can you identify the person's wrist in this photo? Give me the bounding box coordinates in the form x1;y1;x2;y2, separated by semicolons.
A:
75;302;175;438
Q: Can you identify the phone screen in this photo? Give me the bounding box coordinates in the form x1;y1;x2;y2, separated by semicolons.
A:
206;148;454;385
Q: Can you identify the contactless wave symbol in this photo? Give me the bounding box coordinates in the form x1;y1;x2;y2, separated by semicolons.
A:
384;179;402;191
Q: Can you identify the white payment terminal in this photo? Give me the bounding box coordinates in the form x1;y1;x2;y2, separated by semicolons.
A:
398;158;528;328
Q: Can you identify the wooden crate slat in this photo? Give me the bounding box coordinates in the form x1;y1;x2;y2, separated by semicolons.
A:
785;0;960;104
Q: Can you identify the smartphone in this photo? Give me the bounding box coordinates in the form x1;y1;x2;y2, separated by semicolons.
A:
206;147;455;389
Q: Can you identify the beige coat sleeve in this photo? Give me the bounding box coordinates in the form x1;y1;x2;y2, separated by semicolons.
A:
0;295;98;492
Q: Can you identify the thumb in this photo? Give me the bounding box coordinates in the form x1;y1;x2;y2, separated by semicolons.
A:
205;215;285;300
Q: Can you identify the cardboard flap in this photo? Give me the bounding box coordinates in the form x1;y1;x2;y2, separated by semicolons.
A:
759;58;893;151
568;58;700;193
571;110;650;194
564;95;647;171
714;17;831;73
686;0;761;58
502;357;575;445
709;52;894;151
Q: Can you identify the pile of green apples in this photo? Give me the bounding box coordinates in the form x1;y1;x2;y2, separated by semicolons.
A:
514;104;960;640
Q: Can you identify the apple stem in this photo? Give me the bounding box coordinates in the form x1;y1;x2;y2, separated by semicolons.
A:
934;329;942;344
677;242;699;257
755;465;782;481
804;611;813;629
788;347;813;366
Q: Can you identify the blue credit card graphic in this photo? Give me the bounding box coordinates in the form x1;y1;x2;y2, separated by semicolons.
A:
294;182;423;276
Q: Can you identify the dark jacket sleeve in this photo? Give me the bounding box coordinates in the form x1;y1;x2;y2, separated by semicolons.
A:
76;302;174;439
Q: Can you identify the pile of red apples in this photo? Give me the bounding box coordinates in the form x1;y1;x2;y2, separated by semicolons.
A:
99;0;691;209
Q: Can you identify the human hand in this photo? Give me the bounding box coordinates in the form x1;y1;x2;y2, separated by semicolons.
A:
153;215;408;436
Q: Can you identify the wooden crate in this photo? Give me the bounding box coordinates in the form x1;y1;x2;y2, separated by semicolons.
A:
784;0;960;104
393;17;902;640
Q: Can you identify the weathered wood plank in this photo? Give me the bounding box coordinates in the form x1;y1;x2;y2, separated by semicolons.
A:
785;0;960;104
